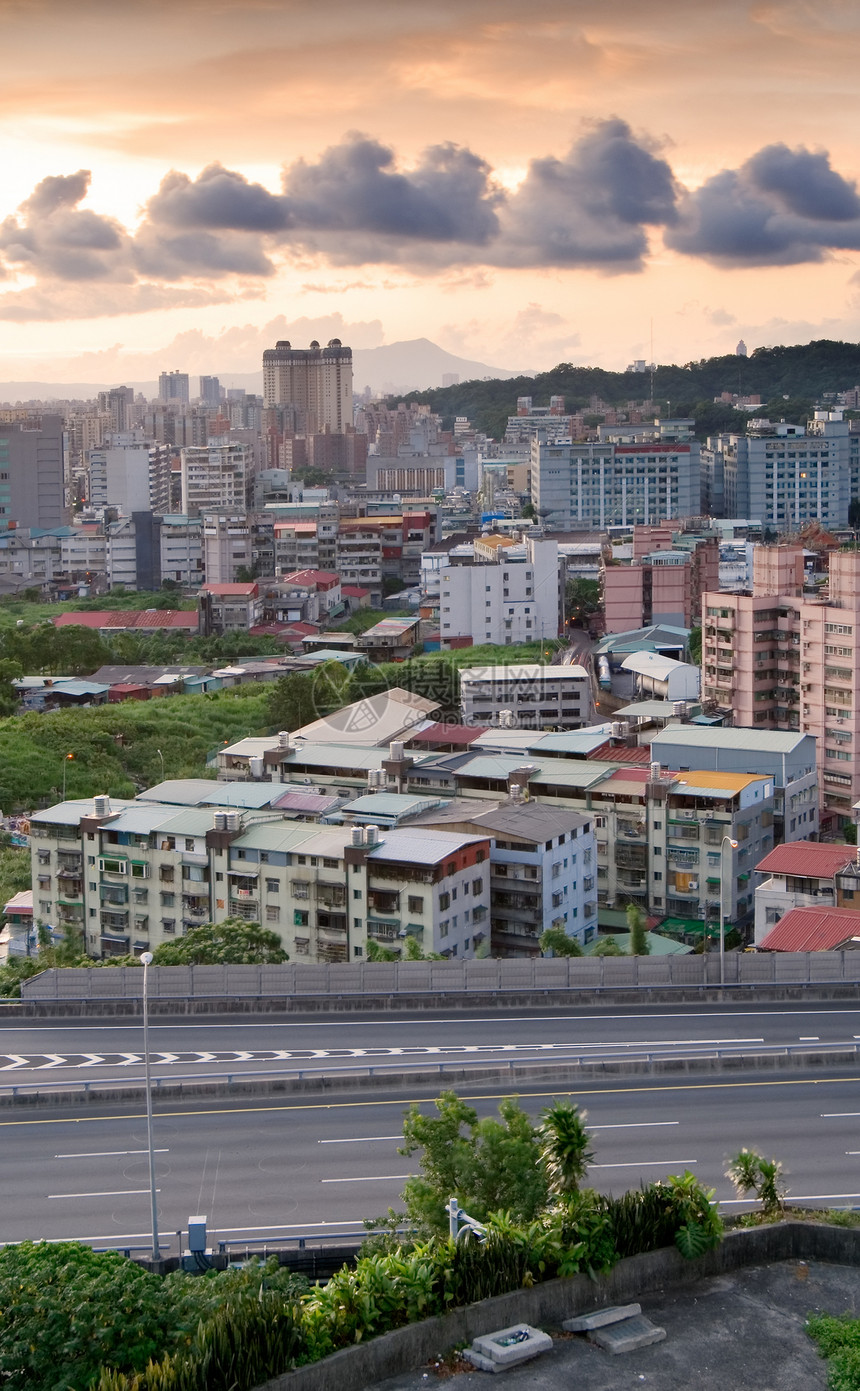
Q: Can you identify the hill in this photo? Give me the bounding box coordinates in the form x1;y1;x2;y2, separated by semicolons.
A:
388;338;860;440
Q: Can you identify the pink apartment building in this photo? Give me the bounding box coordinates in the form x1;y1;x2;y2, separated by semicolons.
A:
603;529;719;635
702;546;860;831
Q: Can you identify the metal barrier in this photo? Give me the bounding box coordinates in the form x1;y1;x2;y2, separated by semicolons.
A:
20;951;860;1002
2;1041;857;1100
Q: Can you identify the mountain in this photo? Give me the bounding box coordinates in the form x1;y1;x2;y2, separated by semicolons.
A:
0;339;528;405
351;338;529;394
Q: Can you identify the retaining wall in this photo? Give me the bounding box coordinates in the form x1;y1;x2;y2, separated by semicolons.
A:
257;1222;860;1391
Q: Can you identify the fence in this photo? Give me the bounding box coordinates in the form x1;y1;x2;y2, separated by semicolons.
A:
19;950;860;1000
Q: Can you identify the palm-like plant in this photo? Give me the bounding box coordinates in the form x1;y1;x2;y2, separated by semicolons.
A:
538;1101;594;1201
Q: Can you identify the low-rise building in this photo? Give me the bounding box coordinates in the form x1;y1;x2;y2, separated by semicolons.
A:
197;582;260;635
460;663;593;730
757;905;860;951
753;841;860;944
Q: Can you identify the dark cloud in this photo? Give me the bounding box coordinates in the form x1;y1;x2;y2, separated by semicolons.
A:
282;135;501;244
133;226;276;279
145;164;289;232
495;119;678;270
0;169;132;282
667;143;860;265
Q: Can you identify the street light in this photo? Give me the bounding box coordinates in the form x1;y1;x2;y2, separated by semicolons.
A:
61;752;74;800
139;951;161;1262
720;836;739;988
156;749;165;783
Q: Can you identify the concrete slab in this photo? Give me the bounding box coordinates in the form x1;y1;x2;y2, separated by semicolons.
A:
461;1349;501;1373
563;1303;641;1332
588;1314;666;1354
472;1324;553;1367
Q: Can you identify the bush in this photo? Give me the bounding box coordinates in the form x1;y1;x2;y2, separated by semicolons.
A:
807;1314;860;1391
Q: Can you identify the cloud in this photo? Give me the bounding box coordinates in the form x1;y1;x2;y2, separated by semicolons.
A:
0;282;239;323
0;169;133;282
495;119;679;270
667;142;860;265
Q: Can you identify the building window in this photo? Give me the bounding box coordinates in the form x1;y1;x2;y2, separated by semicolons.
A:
266;905;280;922
293;910;309;927
266;878;279;893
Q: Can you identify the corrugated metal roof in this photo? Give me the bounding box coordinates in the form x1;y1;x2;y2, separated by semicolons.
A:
755;842;856;877
758;906;860;951
367;827;488;864
588;741;652;764
652;727;809;753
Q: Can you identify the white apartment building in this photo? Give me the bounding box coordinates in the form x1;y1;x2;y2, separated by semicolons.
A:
181;443;247;516
159;515;204;588
532;434;701;530
88;438;171;517
202;514;253;585
436;534;561;647
460;663;593;729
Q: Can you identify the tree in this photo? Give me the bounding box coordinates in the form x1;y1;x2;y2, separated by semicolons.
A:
564;578;600;626
267;671;320;732
850;498;860;536
688;625;703;665
539;926;583;958
397;1091;548;1233
150;919;288;964
0;1240;172;1391
591;935;624;956
626;902;651;956
538;1101;594;1201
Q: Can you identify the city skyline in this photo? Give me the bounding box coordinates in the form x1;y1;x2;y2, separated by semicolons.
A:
1;0;860;383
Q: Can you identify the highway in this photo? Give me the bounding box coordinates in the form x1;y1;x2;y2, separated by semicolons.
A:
3;1001;860;1088
1;1002;860;1252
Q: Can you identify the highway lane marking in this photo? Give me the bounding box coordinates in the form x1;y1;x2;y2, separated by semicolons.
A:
318;1136;402;1144
821;1112;860;1117
592;1160;697;1169
48;1189;161;1199
2;1072;860;1128
11;1008;860;1035
54;1149;169;1159
591;1121;679;1130
800;1037;820;1042
321;1174;414;1184
722;1192;860;1204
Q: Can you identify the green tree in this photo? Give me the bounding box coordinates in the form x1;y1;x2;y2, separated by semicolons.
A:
539;925;583;957
0;657;22;717
564;578;600;626
538;1100;594;1201
398;1091;548;1233
688;625;703;665
0;1240;172;1391
626;902;651;956
267;671;321;731
151;919;288;964
591;935;624;956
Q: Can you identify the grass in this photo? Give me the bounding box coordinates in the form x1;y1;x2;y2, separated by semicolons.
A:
0;591;196;627
807;1314;860;1390
0;685;272;812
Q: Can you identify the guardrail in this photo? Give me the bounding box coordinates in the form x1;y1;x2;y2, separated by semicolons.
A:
19;950;860;1002
2;1041;857;1100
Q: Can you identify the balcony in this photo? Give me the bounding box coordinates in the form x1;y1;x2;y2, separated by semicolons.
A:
100;909;129;930
668;847;699;867
57;853;82;873
228;901;258;920
368;890;400;915
615;844;647;869
617;821;646;841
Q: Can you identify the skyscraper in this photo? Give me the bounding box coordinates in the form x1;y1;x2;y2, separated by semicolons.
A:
199;376;222;406
262;339;353;433
159;370;190;404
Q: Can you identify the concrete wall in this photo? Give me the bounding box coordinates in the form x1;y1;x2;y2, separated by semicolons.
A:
256;1222;860;1391
20;950;860;1002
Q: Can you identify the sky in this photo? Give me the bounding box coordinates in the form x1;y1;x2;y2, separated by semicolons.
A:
2;0;860;386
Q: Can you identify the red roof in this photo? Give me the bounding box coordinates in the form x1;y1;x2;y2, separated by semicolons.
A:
589;740;652;764
605;767;651;784
199;583;257;596
755;842;857;879
759;906;860;952
54;611;197;631
408;723;489;748
342;585;370;597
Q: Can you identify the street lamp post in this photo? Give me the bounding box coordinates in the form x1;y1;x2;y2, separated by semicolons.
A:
156;749;165;783
139;951;161;1261
720;835;739;988
61;752;74;800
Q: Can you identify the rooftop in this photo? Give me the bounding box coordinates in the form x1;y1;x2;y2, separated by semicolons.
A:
651;726;811;754
758;905;860;951
460;664;588;683
755;842;857;878
53;610;197;630
199;582;257;596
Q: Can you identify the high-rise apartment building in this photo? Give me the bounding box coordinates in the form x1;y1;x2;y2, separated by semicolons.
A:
602;527;720;634
198;376;222;406
96;387;134;435
159;370;190;404
262;339;353;433
701;412;854;523
180;442;248;515
702;545;860;830
0;414;66;531
87;438;171;517
532;433;700;530
435;534;561;647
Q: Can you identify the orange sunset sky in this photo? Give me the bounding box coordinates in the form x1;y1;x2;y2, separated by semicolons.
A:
1;0;860;384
